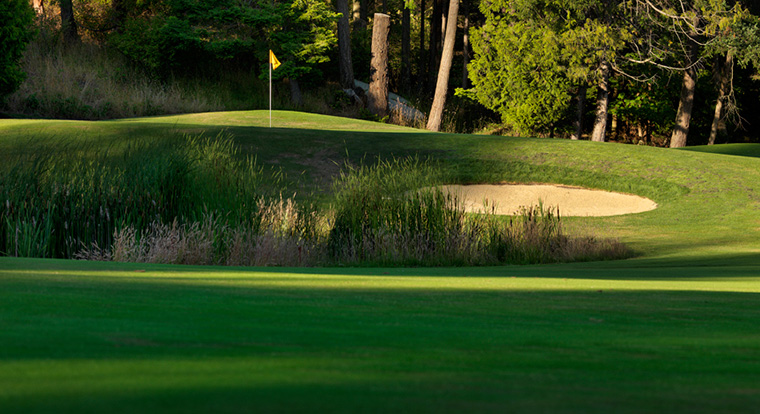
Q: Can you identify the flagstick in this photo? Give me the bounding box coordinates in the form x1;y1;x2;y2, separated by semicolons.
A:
269;60;272;128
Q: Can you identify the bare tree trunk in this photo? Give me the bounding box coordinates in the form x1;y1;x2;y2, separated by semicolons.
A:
401;6;411;90
352;0;360;23
427;0;442;92
461;0;470;89
426;0;459;132
440;0;448;46
358;0;368;29
708;52;733;145
337;0;355;91
32;0;44;14
670;19;700;148
368;13;391;118
60;0;79;43
572;84;587;140
591;61;611;142
418;0;426;87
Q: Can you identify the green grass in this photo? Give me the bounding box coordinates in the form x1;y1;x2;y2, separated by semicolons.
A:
1;111;760;412
1;257;759;413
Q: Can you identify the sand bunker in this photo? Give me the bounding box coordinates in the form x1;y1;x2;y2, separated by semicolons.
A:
437;184;657;217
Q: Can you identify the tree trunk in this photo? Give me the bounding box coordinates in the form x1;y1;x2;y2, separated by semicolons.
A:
337;0;355;91
368;13;391;118
440;0;448;47
591;61;611;142
427;0;442;92
358;0;368;29
572;84;587;140
426;0;459;132
352;0;360;23
670;19;700;148
418;0;426;86
401;5;411;90
288;78;304;107
461;0;470;89
60;0;79;43
32;0;44;14
708;52;733;145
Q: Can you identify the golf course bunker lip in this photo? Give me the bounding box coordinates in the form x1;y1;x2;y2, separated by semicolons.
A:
436;184;658;217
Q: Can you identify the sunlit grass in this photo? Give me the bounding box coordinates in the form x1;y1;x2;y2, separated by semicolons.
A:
1;257;760;413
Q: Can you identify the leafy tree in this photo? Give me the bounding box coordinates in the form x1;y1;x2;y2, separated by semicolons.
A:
464;19;571;134
630;0;751;147
0;0;36;103
268;0;339;105
110;0;337;96
462;0;631;137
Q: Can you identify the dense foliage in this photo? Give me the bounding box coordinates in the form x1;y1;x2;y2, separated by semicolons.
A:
463;0;760;143
3;0;760;143
108;0;337;82
463;0;630;134
0;0;35;102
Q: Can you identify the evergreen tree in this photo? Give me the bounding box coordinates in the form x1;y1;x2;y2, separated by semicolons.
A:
0;0;36;103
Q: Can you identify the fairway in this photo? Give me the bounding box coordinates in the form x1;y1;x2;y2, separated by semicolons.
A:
1;111;760;412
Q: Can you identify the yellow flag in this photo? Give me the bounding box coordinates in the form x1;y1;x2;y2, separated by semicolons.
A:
269;50;281;70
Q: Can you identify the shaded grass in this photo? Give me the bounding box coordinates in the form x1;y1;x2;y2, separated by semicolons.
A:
682;143;760;159
1;110;758;260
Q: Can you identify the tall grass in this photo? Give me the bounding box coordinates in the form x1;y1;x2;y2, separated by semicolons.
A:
1;139;631;266
326;159;631;266
0;134;274;258
5;37;221;119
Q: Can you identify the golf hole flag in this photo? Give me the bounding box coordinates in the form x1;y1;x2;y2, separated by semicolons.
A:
270;50;281;70
268;50;281;127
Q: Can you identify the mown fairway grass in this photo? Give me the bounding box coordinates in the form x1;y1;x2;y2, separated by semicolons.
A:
1;111;760;412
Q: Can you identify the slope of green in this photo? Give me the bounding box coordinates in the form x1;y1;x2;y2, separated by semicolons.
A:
1;111;759;413
2;110;758;259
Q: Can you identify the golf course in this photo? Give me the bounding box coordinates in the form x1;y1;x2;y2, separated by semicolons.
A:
1;110;759;413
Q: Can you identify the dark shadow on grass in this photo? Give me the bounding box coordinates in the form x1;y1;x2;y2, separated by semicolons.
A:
682;143;760;159
4;253;760;280
0;122;689;201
